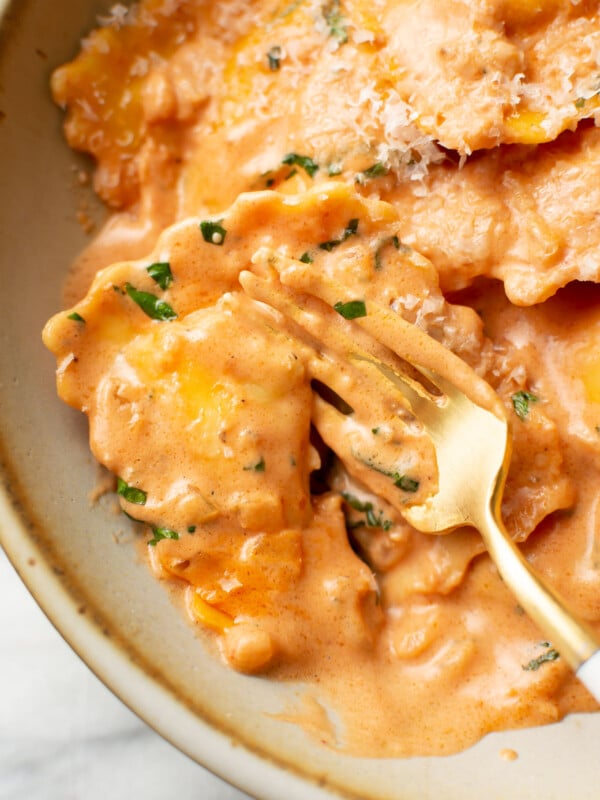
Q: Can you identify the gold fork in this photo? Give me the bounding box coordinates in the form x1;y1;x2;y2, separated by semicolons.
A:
240;250;600;702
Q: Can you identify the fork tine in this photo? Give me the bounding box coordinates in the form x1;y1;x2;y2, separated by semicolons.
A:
311;393;433;513
240;268;438;508
266;249;505;420
240;266;437;419
246;251;600;690
245;250;448;402
241;268;422;421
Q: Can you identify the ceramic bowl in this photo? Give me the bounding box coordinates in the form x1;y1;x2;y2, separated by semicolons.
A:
1;2;599;797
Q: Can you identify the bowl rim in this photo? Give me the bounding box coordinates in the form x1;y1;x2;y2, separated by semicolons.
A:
0;440;352;800
0;1;352;796
2;3;600;799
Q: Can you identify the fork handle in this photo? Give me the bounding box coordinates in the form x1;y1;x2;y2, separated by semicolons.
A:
478;506;600;704
577;651;600;702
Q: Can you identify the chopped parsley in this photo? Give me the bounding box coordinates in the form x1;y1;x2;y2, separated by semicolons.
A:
512;390;538;421
199;219;227;245
187;525;196;533
267;45;283;70
393;474;420;493
67;311;85;322
574;77;600;110
117;477;147;506
342;492;392;531
360;455;420;493
148;527;180;546
299;251;314;263
522;642;560;671
146;261;173;290
244;456;266;472
322;0;348;44
374;235;401;270
319;217;359;251
279;0;301;17
333;299;367;320
357;162;389;182
281;153;319;178
125;283;177;321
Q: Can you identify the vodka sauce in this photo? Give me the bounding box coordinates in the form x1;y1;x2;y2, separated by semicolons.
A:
44;0;600;756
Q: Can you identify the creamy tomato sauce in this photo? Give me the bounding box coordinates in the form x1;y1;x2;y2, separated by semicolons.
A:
44;0;600;757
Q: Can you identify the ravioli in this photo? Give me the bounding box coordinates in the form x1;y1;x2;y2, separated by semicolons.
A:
45;0;600;759
387;125;600;304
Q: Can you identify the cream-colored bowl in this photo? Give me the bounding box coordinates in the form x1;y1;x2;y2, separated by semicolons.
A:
1;2;599;797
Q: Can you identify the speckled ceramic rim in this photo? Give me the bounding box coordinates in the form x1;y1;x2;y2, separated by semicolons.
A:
0;1;345;796
0;479;347;800
2;3;599;799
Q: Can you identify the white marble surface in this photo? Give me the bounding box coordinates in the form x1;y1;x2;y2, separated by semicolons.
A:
0;547;253;800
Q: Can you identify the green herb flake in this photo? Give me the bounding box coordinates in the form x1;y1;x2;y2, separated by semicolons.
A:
322;0;348;44
267;45;283;70
358;454;421;493
393;474;420;493
117;477;147;506
522;643;560;671
244;456;266;472
187;525;197;533
148;527;180;546
342;493;371;513
333;299;367;320
279;0;300;17
67;312;85;323
125;283;177;321
299;251;314;263
344;218;359;237
281;153;319;178
374;235;401;270
319;217;359;251
359;162;388;181
341;492;392;531
512;390;538;421
573;76;600;110
319;239;338;252
146;261;173;290
199;219;227;245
